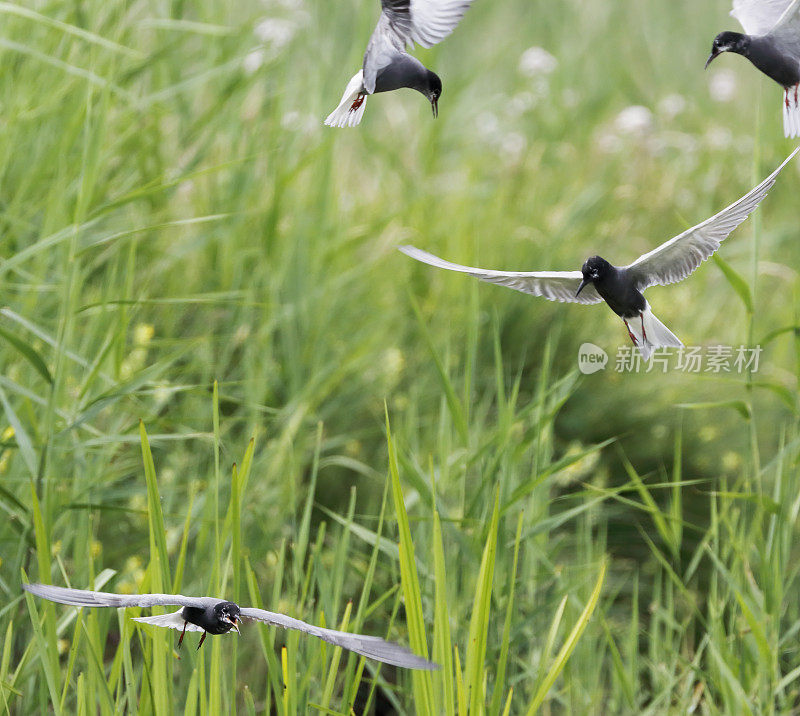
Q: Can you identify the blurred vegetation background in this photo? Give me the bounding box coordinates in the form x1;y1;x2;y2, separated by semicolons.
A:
1;0;800;712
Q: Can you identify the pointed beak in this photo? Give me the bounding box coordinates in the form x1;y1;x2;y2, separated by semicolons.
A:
226;616;240;633
575;278;589;297
431;97;438;119
705;49;720;69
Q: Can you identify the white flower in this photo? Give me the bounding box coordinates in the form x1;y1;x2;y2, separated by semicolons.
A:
705;126;733;149
518;47;557;77
476;111;499;138
562;88;580;109
507;91;535;117
280;110;317;133
500;132;527;162
254;18;296;48
614;105;653;136
708;69;737;102
597;129;622;154
658;93;686;119
243;49;266;75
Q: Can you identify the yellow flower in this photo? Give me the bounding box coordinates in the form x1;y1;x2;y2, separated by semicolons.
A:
134;324;155;346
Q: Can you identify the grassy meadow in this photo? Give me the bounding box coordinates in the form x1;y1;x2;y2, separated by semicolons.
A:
2;0;800;712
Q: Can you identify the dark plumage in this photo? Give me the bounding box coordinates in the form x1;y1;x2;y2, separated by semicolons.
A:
22;583;438;668
707;0;800;136
324;0;472;127
400;150;797;360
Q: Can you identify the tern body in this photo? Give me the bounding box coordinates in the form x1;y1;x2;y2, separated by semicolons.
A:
707;0;800;136
23;583;438;668
400;150;797;361
324;0;473;127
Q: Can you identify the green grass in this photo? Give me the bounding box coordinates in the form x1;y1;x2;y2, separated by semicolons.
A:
2;0;800;712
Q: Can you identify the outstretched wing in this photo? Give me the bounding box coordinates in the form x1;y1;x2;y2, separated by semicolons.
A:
132;611;205;632
23;583;217;610
363;0;474;93
362;14;407;94
240;607;437;670
381;0;475;48
731;0;797;35
399;246;603;305
625;149;798;290
767;0;800;62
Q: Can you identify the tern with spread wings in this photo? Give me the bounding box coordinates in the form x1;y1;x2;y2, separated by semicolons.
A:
324;0;475;128
23;583;437;668
707;0;800;136
401;149;797;360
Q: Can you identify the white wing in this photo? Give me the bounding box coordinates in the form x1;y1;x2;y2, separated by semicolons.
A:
240;607;437;669
626;148;798;290
381;0;475;48
362;14;407;94
731;0;796;35
132;611;205;632
767;0;800;63
23;583;218;610
399;246;604;305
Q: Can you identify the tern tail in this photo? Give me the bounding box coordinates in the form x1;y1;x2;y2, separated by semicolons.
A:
325;70;368;128
783;85;800;139
626;305;682;361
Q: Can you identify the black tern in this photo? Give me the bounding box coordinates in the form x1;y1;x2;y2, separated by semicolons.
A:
706;0;800;137
400;149;797;360
324;0;474;128
22;583;437;668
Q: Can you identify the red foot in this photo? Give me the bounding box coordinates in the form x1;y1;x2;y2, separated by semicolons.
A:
178;621;188;648
639;313;647;343
350;94;365;111
795;84;799;106
786;89;790;109
623;319;638;345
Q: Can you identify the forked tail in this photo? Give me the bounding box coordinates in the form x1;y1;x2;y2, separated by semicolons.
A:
783;85;800;139
625;305;683;361
324;70;368;128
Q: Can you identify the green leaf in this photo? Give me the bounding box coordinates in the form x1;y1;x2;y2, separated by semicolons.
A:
386;408;435;715
526;561;606;716
677;400;751;420
713;254;753;313
465;490;500;714
0;325;52;383
759;324;800;346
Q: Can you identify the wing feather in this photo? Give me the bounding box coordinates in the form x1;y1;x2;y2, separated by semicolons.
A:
625;149;797;290
380;0;474;48
766;0;800;62
399;246;603;305
23;583;217;610
731;0;796;35
365;0;474;93
240;607;437;670
363;15;406;94
132;611;205;632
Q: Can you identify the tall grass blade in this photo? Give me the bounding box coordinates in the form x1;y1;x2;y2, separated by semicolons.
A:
526;561;606;716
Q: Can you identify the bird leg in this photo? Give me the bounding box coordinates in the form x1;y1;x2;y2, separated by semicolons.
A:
178;621;188;649
197;631;207;650
786;88;790;109
350;94;366;112
639;313;647;343
623;319;638;345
